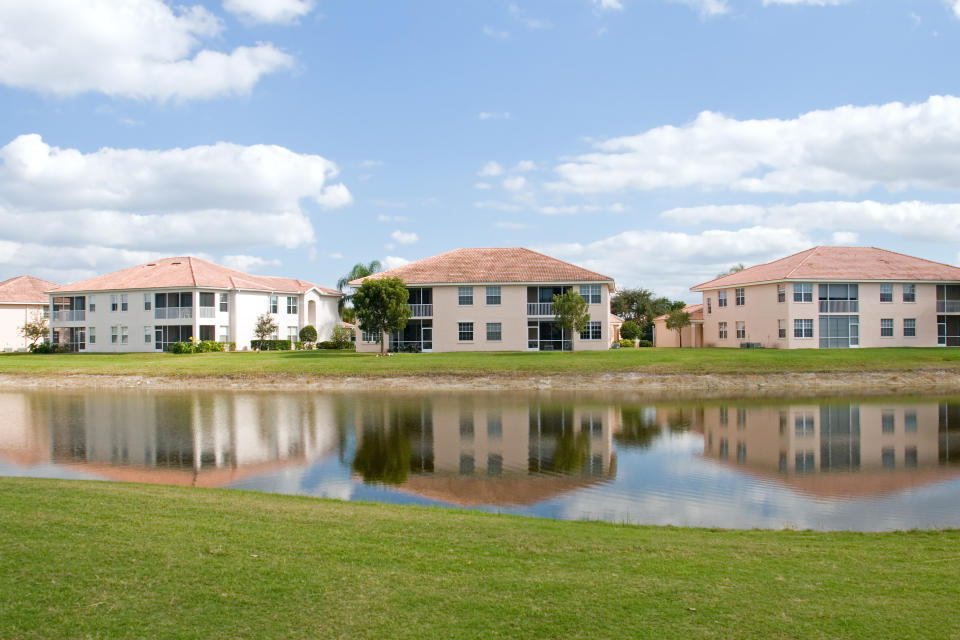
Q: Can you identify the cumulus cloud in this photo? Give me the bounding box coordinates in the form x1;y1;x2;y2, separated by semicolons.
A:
508;4;553;29
591;0;624;10
221;254;282;273
950;1;960;19
830;231;859;245
474;182;493;190
482;25;510;39
382;256;411;270
503;176;527;192
223;0;315;24
764;0;847;4
479;112;512;120
390;230;419;245
0;243;168;284
552;96;960;196
671;0;730;17
514;160;537;172
478;161;505;177
0;0;293;101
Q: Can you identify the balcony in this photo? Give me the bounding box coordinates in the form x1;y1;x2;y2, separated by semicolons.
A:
52;310;85;322
155;308;193;320
527;302;554;316
409;304;433;317
938;300;960;313
199;307;216;319
819;300;859;313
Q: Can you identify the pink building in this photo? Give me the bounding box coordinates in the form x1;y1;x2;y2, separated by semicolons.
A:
652;303;704;347
349;248;616;353
689;246;960;349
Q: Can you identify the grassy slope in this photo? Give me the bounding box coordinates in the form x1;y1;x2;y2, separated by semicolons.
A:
2;347;960;378
1;479;958;639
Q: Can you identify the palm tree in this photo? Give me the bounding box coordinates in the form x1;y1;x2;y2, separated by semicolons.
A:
337;260;382;314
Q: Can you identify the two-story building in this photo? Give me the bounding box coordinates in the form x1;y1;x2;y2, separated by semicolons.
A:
48;256;342;352
349;248;616;353
690;246;960;348
0;275;57;351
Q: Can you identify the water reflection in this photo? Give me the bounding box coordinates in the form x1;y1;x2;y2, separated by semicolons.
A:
1;390;959;530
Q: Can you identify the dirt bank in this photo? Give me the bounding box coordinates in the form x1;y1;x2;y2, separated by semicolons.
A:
2;369;959;400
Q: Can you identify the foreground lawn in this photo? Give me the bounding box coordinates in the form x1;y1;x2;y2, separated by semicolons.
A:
2;346;960;378
0;479;958;639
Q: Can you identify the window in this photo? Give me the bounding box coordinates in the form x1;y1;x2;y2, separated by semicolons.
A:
487;413;502;438
287;327;298;342
486;322;502;341
796;451;815;473
794;318;813;338
287;296;298;315
718;322;728;340
793;283;813;303
458;322;474;341
219;293;229;312
218;326;229;343
905;447;918;468
459;412;474;440
111;326;118;343
717;291;727;307
735;288;745;306
579;284;601;304
487;454;503;476
880;283;893;303
88;327;96;344
361;328;380;343
880;318;894;337
736;321;745;339
459;454;474;475
144;326;151;343
199;326;215;341
882;448;895;469
719;406;728;426
882;410;895;433
88;296;96;312
486;286;501;305
200;292;215;308
143;293;151;311
777;284;785;303
269;295;278;314
819;284;858;313
778;319;786;339
718;438;729;459
902;283;916;303
904;318;916;337
795;414;815;436
120;326;128;344
736;408;747;427
737;442;747;464
580;321;602;340
905;411;917;433
458;286;473;305
154;325;193;350
110;295;118;312
706;298;712;314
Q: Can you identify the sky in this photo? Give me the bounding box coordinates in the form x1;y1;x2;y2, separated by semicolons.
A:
2;0;960;301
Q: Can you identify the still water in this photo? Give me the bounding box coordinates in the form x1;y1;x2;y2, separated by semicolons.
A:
1;390;959;531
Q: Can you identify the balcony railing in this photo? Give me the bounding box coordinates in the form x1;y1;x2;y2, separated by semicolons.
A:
937;300;960;313
199;307;216;318
154;308;193;320
52;310;85;322
819;300;859;313
527;302;554;316
409;304;433;317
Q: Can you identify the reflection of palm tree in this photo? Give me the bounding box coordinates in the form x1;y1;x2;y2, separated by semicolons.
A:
337;261;382;314
615;407;660;449
552;429;590;473
352;424;411;485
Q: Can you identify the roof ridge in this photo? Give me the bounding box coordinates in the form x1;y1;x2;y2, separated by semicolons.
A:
187;257;198;287
783;246;821;278
869;245;960;271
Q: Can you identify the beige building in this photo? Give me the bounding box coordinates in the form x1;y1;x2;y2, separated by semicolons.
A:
689;246;960;348
0;275;56;351
349;248;616;353
652;303;704;347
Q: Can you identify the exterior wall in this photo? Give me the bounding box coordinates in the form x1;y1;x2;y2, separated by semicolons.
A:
356;282;613;353
698;281;947;349
652;319;700;347
0;303;47;351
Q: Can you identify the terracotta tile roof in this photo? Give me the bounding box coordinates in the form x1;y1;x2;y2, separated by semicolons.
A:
655;303;703;322
692;246;960;291
610;314;624;325
0;275;58;304
50;257;340;296
349;248;614;287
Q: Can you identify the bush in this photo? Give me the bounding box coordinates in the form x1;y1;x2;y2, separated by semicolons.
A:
395;343;421;353
29;342;66;354
617;338;635;348
331;326;353;348
299;325;317;343
620;321;641;341
168;341;195;354
250;339;292;351
636;339;653;348
317;340;356;351
198;340;224;353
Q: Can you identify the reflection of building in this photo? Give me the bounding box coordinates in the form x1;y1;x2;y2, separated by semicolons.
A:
0;392;340;486
696;401;960;497
351;395;617;506
0;275;56;351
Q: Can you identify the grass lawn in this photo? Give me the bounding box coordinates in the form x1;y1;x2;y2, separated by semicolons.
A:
2;347;960;378
0;478;957;639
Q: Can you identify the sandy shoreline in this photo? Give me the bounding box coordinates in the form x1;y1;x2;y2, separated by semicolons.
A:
2;369;959;399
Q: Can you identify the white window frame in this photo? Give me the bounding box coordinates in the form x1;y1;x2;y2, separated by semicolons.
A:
143;293;151;311
717;291;727;307
220;293;229;312
903;318;916;338
269;295;278;314
458;321;474;342
110;294;118;312
902;283;916;303
88;327;96;344
579;285;601;304
880;284;893;303
485;286;501;305
287;327;299;342
361;328;381;344
144;326;152;343
706;298;712;314
718;322;728;340
794;318;813;339
486;322;502;341
735;288;745;306
736;321;746;340
579;320;602;340
218;326;229;343
778;319;786;339
880;318;894;338
777;284;785;303
111;326;118;343
793;283;813;303
287;296;298;315
458;287;473;306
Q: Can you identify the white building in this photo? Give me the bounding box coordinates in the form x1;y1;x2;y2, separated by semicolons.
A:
48;257;342;352
0;276;57;351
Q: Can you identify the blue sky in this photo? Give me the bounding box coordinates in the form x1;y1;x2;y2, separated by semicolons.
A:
2;0;960;300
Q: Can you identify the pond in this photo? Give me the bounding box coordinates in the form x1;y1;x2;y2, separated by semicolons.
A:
1;389;959;531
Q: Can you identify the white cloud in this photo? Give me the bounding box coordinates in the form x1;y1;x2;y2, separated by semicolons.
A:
478;161;505;177
496;221;530;229
950;1;960;19
503;176;527;191
329;252;343;260
830;231;859;245
508;4;553;29
591;0;624;10
359;159;384;168
474;182;493;190
479;112;511;120
482;25;510;39
0;0;293;101
223;0;315;24
764;0;847;4
382;256;411;270
370;199;407;208
377;214;409;222
513;160;537;172
671;0;730;17
661;200;960;242
0;242;167;285
474;200;524;212
221;254;282;273
390;230;419;245
537;226;812;298
552;96;960;196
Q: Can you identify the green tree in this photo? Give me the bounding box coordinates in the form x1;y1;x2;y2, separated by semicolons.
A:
552;290;589;351
299;325;317;345
340;306;356;324
252;313;278;351
352;276;412;355
19;312;48;348
717;263;745;278
611;288;684;341
337;260;382;314
665;309;692;348
331;326;353;348
619;320;641;341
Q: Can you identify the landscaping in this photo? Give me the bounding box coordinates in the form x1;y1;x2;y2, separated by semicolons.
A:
1;478;957;639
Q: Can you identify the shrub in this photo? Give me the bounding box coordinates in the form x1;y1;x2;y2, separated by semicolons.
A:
636;339;653;348
620;321;641;341
331;326;353;348
29;342;55;354
168;341;195;354
317;340;356;351
299;325;317;343
198;340;224;353
617;338;635;348
250;339;292;351
395;343;421;353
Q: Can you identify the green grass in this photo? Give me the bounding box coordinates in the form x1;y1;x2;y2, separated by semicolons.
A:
2;347;960;379
1;478;958;639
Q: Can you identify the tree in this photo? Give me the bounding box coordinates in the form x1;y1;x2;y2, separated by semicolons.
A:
337;260;382;314
620;321;641;341
331;326;353;348
252;313;278;351
611;288;685;341
299;325;317;345
340;306;356;324
19;312;48;348
352;276;412;355
665;309;692;348
717;263;745;278
552;290;589;351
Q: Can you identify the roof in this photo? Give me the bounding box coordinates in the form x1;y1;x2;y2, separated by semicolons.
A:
349;248;614;287
50;257;340;296
0;275;58;304
655;303;703;322
692;246;960;291
610;314;624;325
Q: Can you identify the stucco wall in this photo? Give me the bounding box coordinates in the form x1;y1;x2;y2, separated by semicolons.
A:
0;304;46;351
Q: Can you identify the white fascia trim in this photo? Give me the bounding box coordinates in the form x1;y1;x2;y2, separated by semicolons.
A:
350;280;615;290
692;277;960;292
